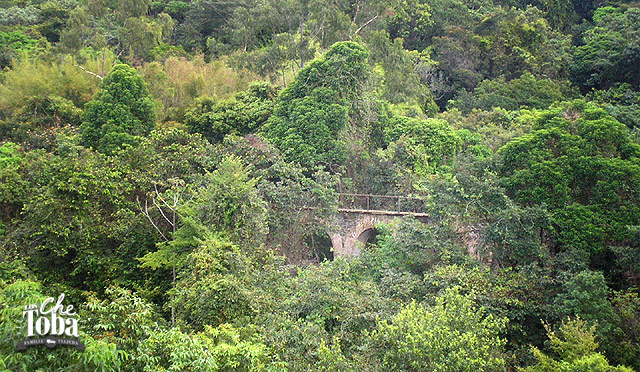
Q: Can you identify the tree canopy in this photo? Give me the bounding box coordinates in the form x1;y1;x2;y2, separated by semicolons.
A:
1;0;640;371
81;63;156;154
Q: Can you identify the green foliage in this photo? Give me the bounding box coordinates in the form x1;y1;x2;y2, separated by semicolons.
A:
81;64;157;154
572;8;640;91
538;0;579;29
0;31;38;51
224;0;393;83
107;128;216;299
281;41;370;101
383;115;462;174
263;41;372;171
0;5;41;26
137;154;267;324
476;6;571;79
498;100;640;255
264;87;348;170
173;0;239;52
611;290;640;370
231;31;316;86
0;95;82;150
422;263;559;358
35;1;75;43
3;139;134;293
451;73;576;113
119;14;175;61
169;233;252;330
363;217;467;281
184;82;278;143
0;30;40;68
2;1;640;370
139;55;258;123
84;286;159;352
59;0;173;60
441;107;528;150
189;155;267;245
216;134;339;263
553;270;618;353
0;53;106;111
0;142;26;237
369;287;508;372
135;324;284;372
589;83;640;129
413;149;554;268
484;203;551;267
522;318;634;372
432;4;571;100
259;258;393;371
387;0;434;51
367;31;438;113
114;128;216;190
0;142;24;183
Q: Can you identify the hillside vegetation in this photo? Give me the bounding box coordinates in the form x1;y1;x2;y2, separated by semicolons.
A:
1;0;640;370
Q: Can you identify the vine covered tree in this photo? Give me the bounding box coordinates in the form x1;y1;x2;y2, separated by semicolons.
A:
81;64;156;154
262;41;370;170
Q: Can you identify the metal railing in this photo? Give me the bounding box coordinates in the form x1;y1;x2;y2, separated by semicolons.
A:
337;193;428;214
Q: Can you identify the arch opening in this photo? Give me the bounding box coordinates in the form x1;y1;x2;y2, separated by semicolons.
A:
304;231;334;262
355;228;380;250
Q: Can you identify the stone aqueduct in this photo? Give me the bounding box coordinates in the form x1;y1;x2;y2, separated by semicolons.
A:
329;194;430;257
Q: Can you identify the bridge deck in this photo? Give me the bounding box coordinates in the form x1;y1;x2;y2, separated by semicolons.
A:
337;193;428;216
337;208;429;218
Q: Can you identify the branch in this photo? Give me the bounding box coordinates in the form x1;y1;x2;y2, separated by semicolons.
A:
153;197;175;227
354;14;380;36
155;184;175;212
74;65;103;80
137;197;169;242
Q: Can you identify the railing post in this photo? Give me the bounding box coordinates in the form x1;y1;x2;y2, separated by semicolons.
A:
336;193;426;215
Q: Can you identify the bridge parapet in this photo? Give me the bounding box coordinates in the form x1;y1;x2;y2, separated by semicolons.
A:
338;193;428;214
331;194;429;257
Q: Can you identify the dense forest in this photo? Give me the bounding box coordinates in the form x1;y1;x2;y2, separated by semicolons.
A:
1;0;640;370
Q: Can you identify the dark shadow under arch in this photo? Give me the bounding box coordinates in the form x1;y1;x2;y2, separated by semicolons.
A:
305;231;334;262
356;228;380;248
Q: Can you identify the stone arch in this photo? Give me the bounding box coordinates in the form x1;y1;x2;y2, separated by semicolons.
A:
329;210;429;258
332;214;391;257
355;227;381;251
356;227;376;246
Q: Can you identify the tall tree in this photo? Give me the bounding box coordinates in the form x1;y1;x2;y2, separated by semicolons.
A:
81;64;156;154
262;41;370;171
